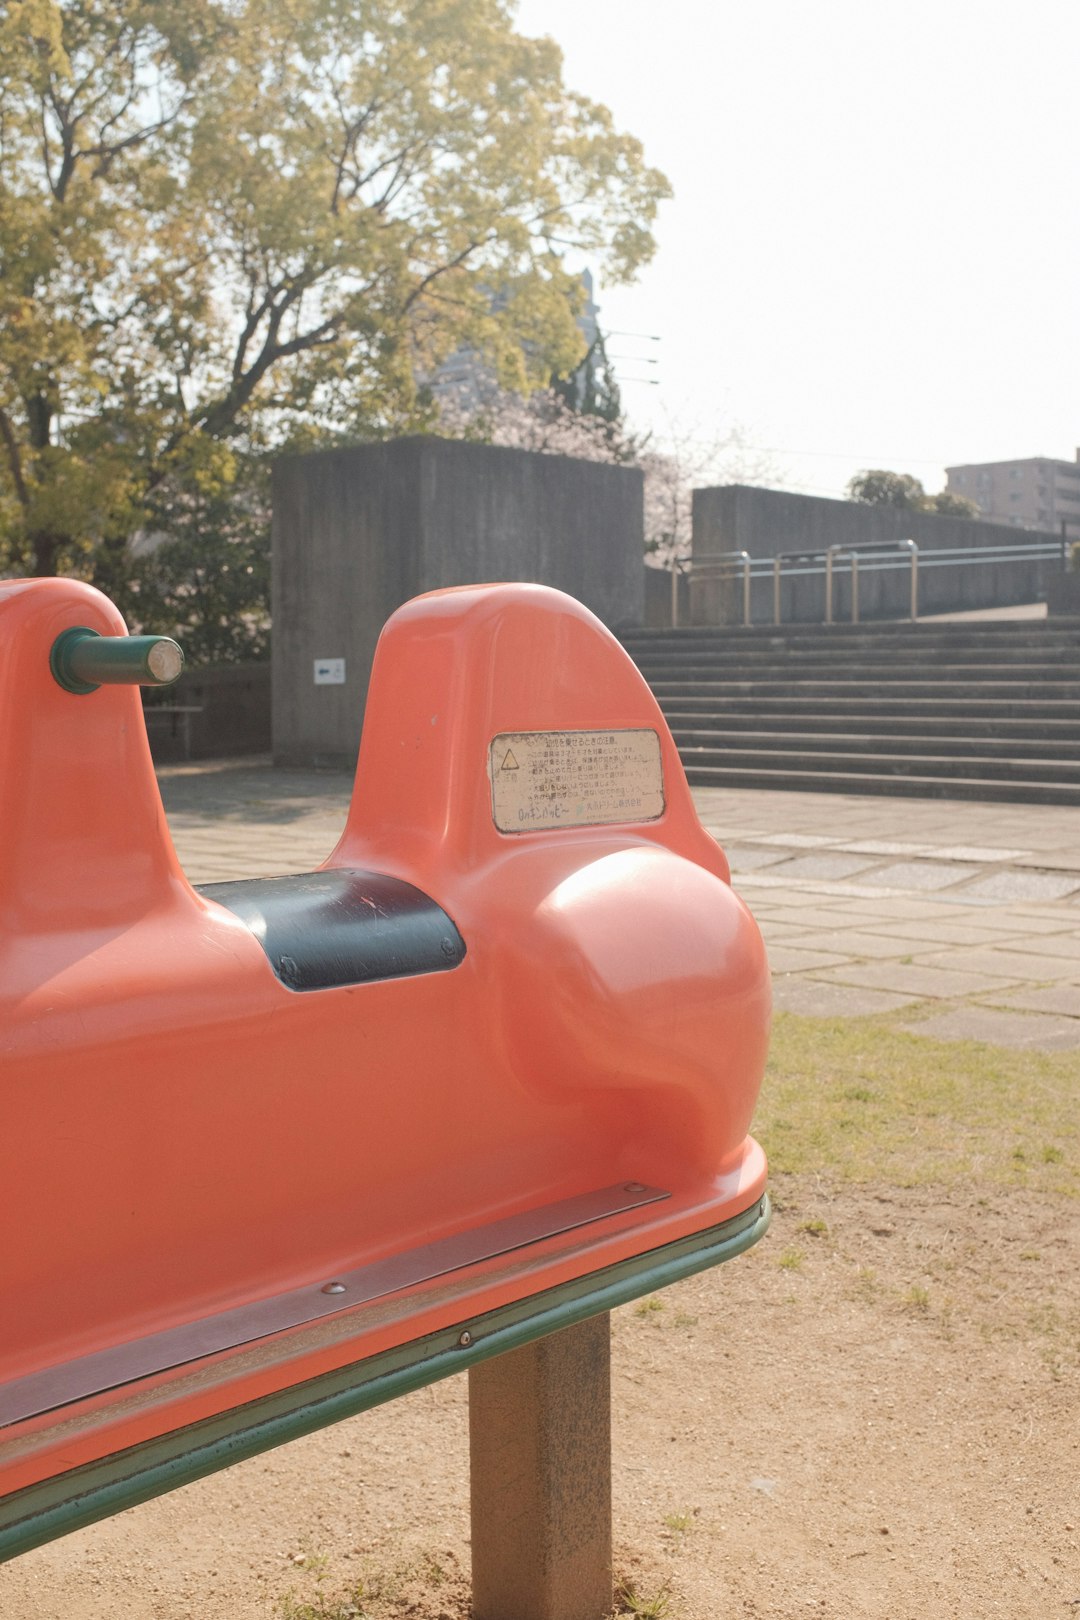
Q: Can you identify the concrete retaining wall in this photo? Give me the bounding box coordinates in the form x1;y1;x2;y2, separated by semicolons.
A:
692;485;1063;625
271;437;644;766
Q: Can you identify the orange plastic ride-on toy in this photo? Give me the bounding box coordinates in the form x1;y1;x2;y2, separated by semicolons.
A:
0;576;770;1559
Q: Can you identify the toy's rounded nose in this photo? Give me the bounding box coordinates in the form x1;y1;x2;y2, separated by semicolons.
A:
496;845;771;1182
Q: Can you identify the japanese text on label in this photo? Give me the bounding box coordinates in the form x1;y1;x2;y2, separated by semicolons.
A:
489;729;664;833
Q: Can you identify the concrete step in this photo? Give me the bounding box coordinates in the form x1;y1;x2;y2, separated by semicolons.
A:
656;695;1080;720
647;678;1080;701
631;653;1080;676
622;621;1080;804
660;709;1080;741
623;618;1080;644
678;763;1080;806
668;726;1080;762
626;634;1080;657
674;743;1080;787
633;659;1080;682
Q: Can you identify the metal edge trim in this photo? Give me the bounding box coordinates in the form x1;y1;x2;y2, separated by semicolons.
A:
0;1194;770;1564
0;1182;670;1429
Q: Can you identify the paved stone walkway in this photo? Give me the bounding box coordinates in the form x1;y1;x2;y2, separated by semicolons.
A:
159;761;1080;1053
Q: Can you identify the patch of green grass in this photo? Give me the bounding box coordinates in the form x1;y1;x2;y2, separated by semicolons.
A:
670;1309;698;1329
662;1508;697;1535
757;1012;1080;1194
797;1217;829;1238
278;1551;446;1620
634;1297;665;1318
282;1591;364;1620
777;1248;804;1271
614;1579;673;1618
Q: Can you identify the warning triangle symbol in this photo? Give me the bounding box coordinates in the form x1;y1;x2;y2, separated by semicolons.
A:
501;749;520;771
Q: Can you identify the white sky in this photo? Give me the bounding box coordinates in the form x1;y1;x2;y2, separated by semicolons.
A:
514;0;1080;499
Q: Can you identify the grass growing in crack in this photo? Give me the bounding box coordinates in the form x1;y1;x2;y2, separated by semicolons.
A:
758;1012;1079;1194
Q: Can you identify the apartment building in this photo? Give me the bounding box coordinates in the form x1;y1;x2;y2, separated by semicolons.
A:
945;454;1080;538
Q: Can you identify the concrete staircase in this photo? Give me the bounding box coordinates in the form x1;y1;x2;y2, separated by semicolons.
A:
620;618;1080;804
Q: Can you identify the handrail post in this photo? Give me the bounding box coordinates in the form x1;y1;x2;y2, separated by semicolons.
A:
827;546;857;624
670;559;680;629
773;556;782;625
742;553;751;626
900;539;919;621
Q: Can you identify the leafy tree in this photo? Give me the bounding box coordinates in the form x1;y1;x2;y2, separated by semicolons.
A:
930;489;981;518
847;469;977;518
101;459;272;665
0;0;670;581
847;470;928;509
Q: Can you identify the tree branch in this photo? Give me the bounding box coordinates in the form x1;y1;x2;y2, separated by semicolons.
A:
197;285;341;437
0;409;30;509
401;239;488;314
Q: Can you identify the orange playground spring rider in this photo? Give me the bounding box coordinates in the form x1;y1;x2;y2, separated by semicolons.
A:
0;576;770;1558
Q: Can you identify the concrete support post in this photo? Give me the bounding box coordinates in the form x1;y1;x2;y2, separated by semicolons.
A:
469;1314;612;1620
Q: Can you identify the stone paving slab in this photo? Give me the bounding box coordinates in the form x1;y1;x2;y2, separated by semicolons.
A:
776;905;894;930
761;945;858;974
874;918;1012;947
753;852;885;881
809;962;1022;1000
960;870;1080;903
985;985;1080;1018
770;980;920;1018
847;859;983;891
911;948;1080;983
779;929;921;960
693;783;1080;862
943;909;1080;936
999;933;1080;961
904;1005;1080;1052
757;920;822;943
722;845;793;872
736;892;835;914
1015;850;1080;873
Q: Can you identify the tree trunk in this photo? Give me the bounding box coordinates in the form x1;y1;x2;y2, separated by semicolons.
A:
30;530;60;576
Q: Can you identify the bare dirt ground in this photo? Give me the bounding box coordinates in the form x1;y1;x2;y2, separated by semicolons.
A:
3;1175;1077;1620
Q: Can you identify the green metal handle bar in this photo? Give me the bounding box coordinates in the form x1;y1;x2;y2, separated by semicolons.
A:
50;627;184;695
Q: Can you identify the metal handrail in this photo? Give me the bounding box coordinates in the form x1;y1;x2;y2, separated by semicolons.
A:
771;551;819;625
669;534;1063;627
825;547;858;625
672;550;751;628
826;539;918;625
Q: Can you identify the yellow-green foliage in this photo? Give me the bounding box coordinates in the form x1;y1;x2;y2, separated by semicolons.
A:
0;0;670;574
757;1013;1078;1195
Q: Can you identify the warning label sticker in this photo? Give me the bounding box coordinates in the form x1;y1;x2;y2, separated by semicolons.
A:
489;729;664;833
